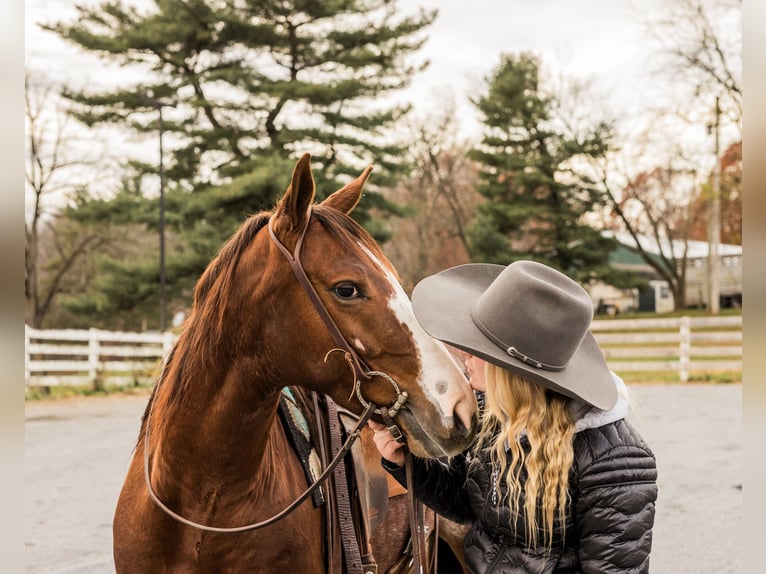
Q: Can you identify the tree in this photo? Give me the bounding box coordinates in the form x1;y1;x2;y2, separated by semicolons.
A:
584;0;743;311
25;71;113;328
44;0;432;212
605;162;703;309
467;53;631;287
43;0;434;327
646;0;741;127
57;156;296;328
685;141;741;245
382;102;481;290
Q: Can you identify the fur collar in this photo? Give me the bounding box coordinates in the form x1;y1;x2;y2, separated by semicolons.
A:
568;372;629;433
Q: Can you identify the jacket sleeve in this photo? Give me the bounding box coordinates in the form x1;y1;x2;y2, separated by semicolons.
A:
381;455;476;524
574;423;658;574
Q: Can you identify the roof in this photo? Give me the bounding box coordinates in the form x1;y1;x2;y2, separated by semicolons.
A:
605;231;742;260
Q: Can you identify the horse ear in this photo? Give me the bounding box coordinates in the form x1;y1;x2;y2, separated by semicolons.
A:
277;153;315;230
321;166;373;215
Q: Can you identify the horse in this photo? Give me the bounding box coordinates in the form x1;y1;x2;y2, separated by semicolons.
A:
113;153;479;573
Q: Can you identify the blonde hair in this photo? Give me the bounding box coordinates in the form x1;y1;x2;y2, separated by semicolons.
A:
474;362;575;549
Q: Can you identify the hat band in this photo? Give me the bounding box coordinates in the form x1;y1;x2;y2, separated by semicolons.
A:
506;347;565;371
471;308;567;372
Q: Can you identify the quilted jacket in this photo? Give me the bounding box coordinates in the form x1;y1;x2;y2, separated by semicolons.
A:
384;376;657;573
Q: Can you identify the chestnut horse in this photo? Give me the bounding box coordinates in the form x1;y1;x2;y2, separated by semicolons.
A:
113;154;478;573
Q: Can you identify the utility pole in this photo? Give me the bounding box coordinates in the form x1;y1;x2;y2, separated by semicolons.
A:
143;89;174;331
708;96;721;315
158;102;167;332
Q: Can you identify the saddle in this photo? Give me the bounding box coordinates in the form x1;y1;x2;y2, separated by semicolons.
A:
278;387;438;574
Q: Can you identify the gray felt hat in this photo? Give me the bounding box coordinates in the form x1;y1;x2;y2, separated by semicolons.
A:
411;260;617;410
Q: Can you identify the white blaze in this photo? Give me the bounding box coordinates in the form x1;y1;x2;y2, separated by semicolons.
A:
360;245;468;419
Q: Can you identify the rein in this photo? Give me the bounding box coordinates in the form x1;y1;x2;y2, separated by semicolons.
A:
142;401;376;533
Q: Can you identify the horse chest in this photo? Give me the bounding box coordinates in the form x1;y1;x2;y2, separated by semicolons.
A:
194;509;325;573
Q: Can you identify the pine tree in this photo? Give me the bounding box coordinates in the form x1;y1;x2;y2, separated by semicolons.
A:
468;53;629;286
43;0;433;327
46;0;431;205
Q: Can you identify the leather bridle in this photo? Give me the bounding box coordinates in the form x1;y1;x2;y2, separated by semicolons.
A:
269;212;433;574
267;213;411;428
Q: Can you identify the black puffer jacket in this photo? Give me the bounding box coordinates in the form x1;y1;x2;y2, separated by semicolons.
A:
384;414;657;573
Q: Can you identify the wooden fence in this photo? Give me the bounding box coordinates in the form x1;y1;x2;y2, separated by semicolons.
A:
25;315;741;389
25;326;176;390
591;315;742;382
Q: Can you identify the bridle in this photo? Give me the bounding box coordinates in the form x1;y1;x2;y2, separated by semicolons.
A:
142;210;413;531
268;212;431;574
267;212;411;430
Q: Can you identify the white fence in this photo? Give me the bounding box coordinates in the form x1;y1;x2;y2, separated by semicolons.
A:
591;315;742;382
25;326;176;389
25;315;742;389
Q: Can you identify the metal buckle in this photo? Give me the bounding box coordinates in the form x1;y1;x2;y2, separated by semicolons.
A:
387;424;404;442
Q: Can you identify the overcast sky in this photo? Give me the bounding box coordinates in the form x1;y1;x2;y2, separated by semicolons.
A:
403;0;662;130
25;0;667;140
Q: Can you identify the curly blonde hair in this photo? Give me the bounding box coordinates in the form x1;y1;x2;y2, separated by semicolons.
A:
474;362;575;549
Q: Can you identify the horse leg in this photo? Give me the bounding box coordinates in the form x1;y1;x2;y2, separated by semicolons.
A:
372;493;469;574
434;517;469;574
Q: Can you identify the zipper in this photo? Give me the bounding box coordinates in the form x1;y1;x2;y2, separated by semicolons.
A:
490;466;499;506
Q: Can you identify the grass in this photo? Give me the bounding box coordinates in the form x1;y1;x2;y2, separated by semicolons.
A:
616;370;741;384
25;382;154;401
596;307;742;320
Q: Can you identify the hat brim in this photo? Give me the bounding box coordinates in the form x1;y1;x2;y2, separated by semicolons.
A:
411;264;617;410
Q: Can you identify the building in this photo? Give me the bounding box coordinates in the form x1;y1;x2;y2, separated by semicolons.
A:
590;232;742;314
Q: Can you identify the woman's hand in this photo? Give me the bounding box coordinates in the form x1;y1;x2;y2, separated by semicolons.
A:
368;420;406;467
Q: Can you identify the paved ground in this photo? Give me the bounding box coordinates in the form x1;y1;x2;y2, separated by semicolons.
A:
25;384;742;573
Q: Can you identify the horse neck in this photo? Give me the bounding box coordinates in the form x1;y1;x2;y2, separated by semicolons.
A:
147;351;285;489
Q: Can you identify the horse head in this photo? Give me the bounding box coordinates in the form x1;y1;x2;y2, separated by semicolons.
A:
241;153;478;457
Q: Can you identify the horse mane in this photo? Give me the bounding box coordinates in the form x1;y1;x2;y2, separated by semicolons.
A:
139;205;383;440
140;212;271;436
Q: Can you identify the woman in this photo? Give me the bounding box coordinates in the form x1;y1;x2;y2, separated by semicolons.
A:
370;260;657;573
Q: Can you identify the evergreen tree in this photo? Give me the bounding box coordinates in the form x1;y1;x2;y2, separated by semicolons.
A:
468;53;630;286
43;0;433;327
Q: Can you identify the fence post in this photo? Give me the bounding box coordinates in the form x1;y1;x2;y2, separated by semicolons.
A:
160;331;176;377
25;325;31;389
88;328;100;389
679;316;690;383
162;331;175;358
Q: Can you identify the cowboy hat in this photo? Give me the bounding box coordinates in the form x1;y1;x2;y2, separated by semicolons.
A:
411;260;617;410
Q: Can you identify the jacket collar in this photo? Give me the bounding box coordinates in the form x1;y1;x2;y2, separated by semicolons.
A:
568;372;629;433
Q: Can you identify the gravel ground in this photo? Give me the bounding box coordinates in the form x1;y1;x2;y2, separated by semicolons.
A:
25;383;742;573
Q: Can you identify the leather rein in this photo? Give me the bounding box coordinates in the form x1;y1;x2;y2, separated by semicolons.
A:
141;211;413;536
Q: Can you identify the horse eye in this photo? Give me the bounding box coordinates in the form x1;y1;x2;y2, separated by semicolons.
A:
333;282;362;300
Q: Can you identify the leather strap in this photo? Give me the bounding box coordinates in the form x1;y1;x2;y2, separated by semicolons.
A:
327;397;366;574
405;453;429;574
312;393;338;574
268;215;371;383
